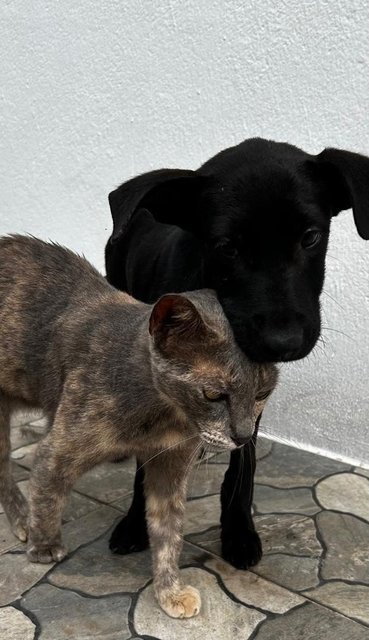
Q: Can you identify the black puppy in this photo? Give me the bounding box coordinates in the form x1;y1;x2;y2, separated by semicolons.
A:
105;137;369;569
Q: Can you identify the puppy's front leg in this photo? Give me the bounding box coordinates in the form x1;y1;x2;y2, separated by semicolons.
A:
144;444;201;618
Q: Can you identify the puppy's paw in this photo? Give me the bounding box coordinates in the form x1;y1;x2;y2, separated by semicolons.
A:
109;514;149;555
221;527;262;570
158;585;201;619
27;542;67;564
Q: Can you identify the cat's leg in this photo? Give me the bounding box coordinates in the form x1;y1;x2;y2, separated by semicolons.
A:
220;414;261;569
144;445;201;618
109;459;149;554
0;394;28;541
27;423;97;564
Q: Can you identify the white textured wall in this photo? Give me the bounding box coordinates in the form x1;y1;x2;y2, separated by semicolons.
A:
1;0;369;464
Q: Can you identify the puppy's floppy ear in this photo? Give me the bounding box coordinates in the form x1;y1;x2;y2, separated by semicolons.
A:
108;168;209;242
149;294;206;353
316;148;369;240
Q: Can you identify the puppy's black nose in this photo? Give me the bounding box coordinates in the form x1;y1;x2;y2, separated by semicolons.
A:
265;326;304;355
231;435;251;447
253;315;304;358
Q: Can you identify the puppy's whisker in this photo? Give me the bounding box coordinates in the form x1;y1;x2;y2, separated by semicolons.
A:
326;253;345;265
318;335;327;348
259;428;306;451
312;342;327;357
321;326;356;343
322;290;345;311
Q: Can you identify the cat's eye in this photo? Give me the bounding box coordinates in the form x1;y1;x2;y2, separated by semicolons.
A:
256;390;271;402
203;389;227;402
301;227;322;249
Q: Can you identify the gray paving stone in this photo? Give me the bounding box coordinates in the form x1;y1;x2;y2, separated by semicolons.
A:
255;513;322;557
0;514;24;554
354;466;369;478
253;554;320;591
12;463;29;482
187;463;223;498
62;504;123;554
49;533;202;595
256;443;349;488
1;481;103;553
10;447;135;505
22;583;131;639
0;606;36;640
317;511;369;583
186;516;322;564
134;567;265;639
0;505;122;605
208;451;230;464
304;581;369;625
254;484;320;516
253;601;369;639
0;464;29;505
184;494;221;535
10;422;43;451
29;415;48;428
14;479;101;523
74;460;136;503
49;532;152;595
206;557;304;613
187;526;221;556
316;472;369;521
62;491;102;522
10;442;36;469
256;437;273;460
0;552;51;606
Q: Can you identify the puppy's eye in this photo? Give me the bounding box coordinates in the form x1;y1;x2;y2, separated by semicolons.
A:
301;228;322;249
203;389;227;402
215;241;238;259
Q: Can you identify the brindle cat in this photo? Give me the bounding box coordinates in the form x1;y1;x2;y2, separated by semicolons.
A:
0;235;277;618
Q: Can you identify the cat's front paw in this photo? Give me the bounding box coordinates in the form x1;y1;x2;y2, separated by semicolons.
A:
27;542;67;564
221;527;262;570
158;585;201;618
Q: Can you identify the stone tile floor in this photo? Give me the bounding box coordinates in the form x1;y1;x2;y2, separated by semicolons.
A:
1;413;369;639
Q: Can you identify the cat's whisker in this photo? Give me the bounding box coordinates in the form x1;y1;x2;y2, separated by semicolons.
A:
137;434;199;472
228;448;243;509
184;443;203;483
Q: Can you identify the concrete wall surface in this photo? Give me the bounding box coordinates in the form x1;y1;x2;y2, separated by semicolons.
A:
1;0;369;464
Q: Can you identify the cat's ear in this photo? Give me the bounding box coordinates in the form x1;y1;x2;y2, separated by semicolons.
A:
149;294;206;352
314;147;369;239
108;168;210;242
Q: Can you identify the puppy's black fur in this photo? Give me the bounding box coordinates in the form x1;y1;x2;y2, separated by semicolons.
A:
105;137;369;569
